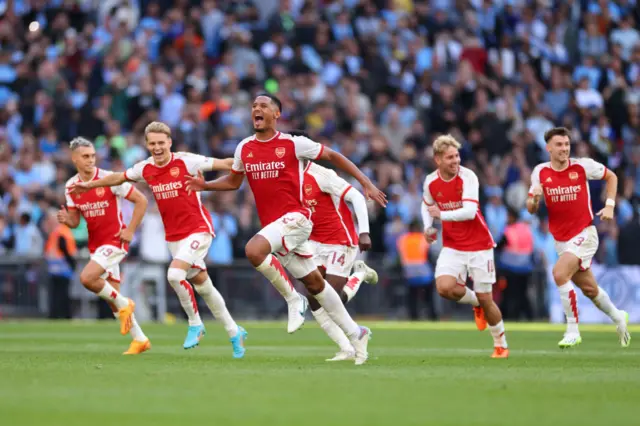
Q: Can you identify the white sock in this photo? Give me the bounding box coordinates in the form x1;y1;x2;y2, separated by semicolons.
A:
558;282;579;334
256;254;298;303
193;277;238;337
343;271;365;302
314;281;360;339
112;311;147;342
458;287;479;307
97;282;129;310
488;320;508;348
167;268;202;326
312;307;353;352
593;286;624;324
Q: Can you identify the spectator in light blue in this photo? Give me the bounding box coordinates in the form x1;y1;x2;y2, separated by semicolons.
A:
533;218;558;267
387;184;412;225
484;185;508;242
14;212;43;256
10;153;40;188
208;198;238;265
573;56;602;90
332;11;354;41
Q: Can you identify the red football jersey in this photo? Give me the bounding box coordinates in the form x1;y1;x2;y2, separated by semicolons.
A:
124;152;215;242
303;162;359;247
232;131;324;227
423;166;494;251
66;168;134;254
529;158;606;242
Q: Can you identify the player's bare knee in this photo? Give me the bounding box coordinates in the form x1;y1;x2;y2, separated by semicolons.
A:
552;265;570;286
190;270;208;285
167;267;187;286
79;269;98;289
435;282;453;299
476;291;493;307
245;238;270;267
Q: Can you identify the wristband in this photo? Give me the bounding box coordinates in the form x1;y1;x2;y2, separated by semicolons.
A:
606;199;615;207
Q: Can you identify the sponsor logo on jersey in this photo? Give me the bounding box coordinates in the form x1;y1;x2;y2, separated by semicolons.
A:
150;181;183;200
78;200;110;218
245;161;286;179
96;188;105;197
545;184;582;202
546;177;552;183
569;172;578;180
275;147;286;158
438;200;464;210
170;167;180;178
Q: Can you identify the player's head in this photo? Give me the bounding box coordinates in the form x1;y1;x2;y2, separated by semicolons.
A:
433;134;461;177
144;121;172;163
544;127;571;163
70;137;96;174
252;93;281;133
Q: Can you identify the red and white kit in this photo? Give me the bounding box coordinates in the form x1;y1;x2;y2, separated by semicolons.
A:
303;162;369;277
423;166;496;292
232;132;325;278
529;158;606;270
66;168;134;282
124;152;216;278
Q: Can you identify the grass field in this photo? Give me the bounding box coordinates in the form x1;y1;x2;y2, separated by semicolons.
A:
1;320;639;426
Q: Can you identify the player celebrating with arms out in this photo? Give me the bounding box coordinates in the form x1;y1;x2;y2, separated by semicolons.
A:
59;137;150;354
527;127;630;348
421;135;509;358
69;122;248;358
186;94;387;365
303;159;378;362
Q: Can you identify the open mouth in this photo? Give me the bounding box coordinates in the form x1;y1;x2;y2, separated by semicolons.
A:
253;115;264;126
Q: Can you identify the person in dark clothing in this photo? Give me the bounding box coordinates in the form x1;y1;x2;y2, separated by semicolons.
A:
43;211;77;319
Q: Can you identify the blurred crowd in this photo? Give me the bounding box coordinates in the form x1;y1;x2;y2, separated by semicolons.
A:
0;0;639;276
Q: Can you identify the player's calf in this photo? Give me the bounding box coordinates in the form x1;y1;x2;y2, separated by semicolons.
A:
552;254;581;339
477;290;508;356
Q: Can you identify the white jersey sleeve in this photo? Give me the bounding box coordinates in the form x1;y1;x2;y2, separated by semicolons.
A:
175;152;215;175
528;164;543;196
124;159;148;183
422;173;435;206
575;158;607;180
293;135;324;160
232;137;252;174
65;189;76;209
460;167;480;203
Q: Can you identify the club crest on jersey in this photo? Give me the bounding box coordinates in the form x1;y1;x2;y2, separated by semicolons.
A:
275;147;286;158
170;167;180;178
304;184;313;195
95;188;105;197
569;172;578;180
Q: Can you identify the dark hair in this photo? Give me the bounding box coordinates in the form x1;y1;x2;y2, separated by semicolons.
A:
256;93;282;112
544;127;571;144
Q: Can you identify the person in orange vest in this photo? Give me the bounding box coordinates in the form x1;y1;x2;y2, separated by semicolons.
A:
497;208;534;321
397;220;437;320
43;209;77;319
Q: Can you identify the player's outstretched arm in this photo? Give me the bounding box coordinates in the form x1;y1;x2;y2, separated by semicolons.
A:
344;187;372;251
318;147;387;207
597;169;618;220
68;172;126;194
185;171;244;192
210;158;234;171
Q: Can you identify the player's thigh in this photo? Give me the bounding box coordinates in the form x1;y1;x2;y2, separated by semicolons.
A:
169;233;213;280
468;249;496;294
323;244;358;279
435;247;468;291
258;212;313;256
88;245;127;282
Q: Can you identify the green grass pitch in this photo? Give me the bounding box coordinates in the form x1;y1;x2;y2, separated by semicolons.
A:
1;321;638;426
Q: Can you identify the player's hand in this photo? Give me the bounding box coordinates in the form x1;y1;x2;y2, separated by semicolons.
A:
185;170;206;194
427;204;441;219
56;205;69;225
68;181;91;194
115;228;134;244
597;205;615;221
531;185;543;202
363;182;387;207
358;233;372;252
424;227;438;243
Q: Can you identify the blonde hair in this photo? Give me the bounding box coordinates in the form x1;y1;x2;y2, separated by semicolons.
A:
144;121;171;140
432;134;461;156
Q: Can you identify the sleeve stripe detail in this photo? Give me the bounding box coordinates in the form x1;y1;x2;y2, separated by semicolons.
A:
314;145;325;160
67;206;77;210
600;168;607;180
422;197;434;206
123;170;132;181
231;169;245;175
124;186;135;200
339;185;353;199
462;198;479;204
